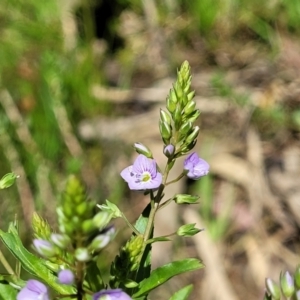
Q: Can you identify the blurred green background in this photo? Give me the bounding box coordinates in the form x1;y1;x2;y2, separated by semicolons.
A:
1;0;300;299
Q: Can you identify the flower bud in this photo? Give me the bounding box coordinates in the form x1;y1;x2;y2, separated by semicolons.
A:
159;120;172;141
160;109;171;125
0;173;19;189
280;271;294;297
133;143;152;158
185;126;200;145
50;234;70;249
177;223;202;236
265;278;281;300
184;100;196;115
33;239;56;257
163;144;175;157
173;105;182;131
75;248;91;262
93;211;112;231
179;121;192;136
167;95;176;113
187;91;195;102
174;194;199;204
187;109;200;123
58;269;74;285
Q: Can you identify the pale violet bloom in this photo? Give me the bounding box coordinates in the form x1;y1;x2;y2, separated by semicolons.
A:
184;152;209;180
17;280;49;300
93;289;132;300
58;269;74;285
120;155;162;190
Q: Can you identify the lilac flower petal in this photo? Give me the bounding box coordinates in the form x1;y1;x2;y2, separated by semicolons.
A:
184;152;209;180
58;269;75;285
17;280;49;300
120;155;162;190
93;289;132;300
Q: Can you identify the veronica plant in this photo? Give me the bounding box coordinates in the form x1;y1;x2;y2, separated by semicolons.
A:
0;61;209;300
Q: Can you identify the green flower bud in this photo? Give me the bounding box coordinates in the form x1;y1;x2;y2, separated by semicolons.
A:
124;280;138;288
133;143;153;158
169;87;178;103
185;126;200;145
295;265;300;288
280;271;294;297
179;121;192;136
174;194;199;204
187;91;195;102
75;202;88;217
75;248;91;262
160;109;171;125
93;211;112;230
82;219;96;234
159;120;172;141
184;101;196;115
51;233;71;249
89;226;115;251
177;223;202;236
265;278;281;300
0;173;19;189
187;109;201;123
167;95;177;113
174;106;182;131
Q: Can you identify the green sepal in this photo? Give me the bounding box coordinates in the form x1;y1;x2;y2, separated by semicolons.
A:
0;223;74;294
97;200;122;218
169;284;193;300
132;258;204;298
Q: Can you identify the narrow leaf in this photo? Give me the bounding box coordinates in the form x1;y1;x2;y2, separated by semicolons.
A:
133;258;204;297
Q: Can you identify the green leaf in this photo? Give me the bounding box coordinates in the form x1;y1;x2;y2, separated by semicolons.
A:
85;260;104;292
0;282;17;300
0;224;74;295
133;258;204;298
169;284;193;300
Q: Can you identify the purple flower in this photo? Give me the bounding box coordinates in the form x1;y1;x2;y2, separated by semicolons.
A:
58;269;74;285
184;152;209;180
93;289;132;300
120;155;162;190
17;280;49;300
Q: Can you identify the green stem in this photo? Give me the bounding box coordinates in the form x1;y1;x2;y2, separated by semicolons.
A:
121;213;141;236
165;172;185;186
0;249;15;276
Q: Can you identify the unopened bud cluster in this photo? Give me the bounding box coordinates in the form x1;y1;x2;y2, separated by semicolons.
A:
33;175;115;265
110;235;144;289
264;266;300;299
159;61;200;158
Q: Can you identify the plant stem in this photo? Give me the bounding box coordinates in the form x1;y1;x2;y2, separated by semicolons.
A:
0;249;15;276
